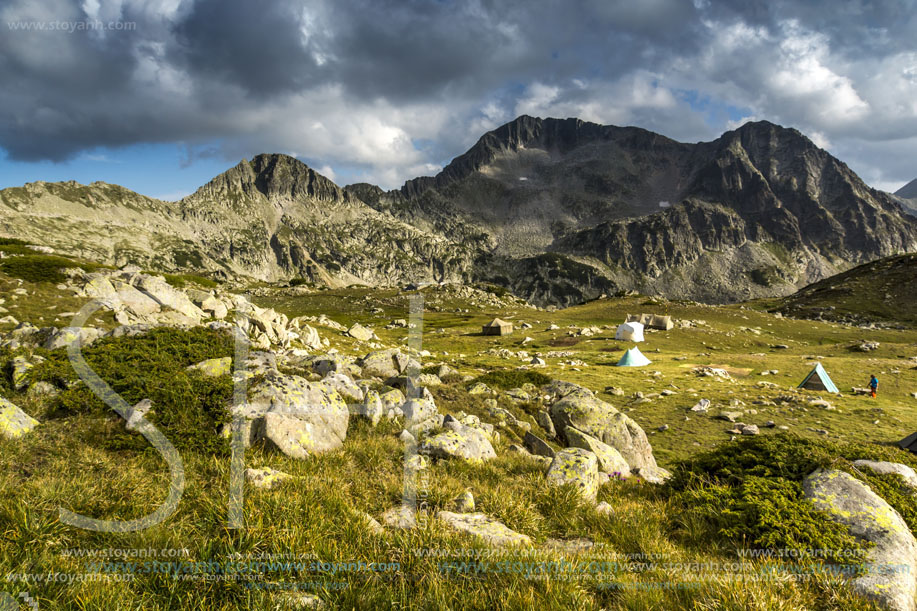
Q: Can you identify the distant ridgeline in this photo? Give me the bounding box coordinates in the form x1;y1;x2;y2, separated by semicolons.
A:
1;117;916;307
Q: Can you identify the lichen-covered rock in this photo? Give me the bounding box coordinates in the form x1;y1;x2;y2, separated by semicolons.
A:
804;468;917;611
537;409;556;438
247;373;349;459
0;397;39;439
322;372;363;404
44;326;104;350
853;460;917;491
564;427;631;477
351;388;384;426
246;467;293;490
419;425;496;463
452;490;475;512
436;511;531;547
551;392;657;471
360;349;403;379
467;382;492;395
401;396;439;427
416;373;442;387
187;357;232;377
382;505;417;530
546;448;599;502
11;356;33;391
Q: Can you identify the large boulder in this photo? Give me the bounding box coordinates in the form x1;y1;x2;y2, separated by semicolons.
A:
246;373;349;459
546;448;600;502
419;425;496;463
564;427;631;477
804;469;917;611
135;275;205;320
550;391;657;471
114;281;161;317
436;511;531;547
0;397;39;439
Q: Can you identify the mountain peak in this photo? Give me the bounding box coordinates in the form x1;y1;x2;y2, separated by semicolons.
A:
896;178;917;199
187;153;344;204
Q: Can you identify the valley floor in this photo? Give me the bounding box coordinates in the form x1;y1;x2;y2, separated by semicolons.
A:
2;273;916;610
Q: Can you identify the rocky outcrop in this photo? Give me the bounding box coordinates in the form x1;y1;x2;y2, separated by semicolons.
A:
549;387;658;471
245;373;349;459
804;469;917;611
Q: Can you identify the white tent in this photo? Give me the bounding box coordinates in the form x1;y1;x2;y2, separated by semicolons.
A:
616;347;652;367
615;321;645;342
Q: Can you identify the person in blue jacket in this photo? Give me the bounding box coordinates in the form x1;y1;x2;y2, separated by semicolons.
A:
869;375;878;398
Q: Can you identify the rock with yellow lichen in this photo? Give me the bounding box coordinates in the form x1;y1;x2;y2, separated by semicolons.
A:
246;372;349;459
550;385;658;471
0;396;39;439
436;511;531;547
546;448;599;502
245;467;293;490
186;356;232;377
564;426;631;478
419;425;496;463
804;468;917;611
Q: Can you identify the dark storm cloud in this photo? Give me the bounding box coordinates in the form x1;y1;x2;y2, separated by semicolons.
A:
170;0;327;96
0;0;914;189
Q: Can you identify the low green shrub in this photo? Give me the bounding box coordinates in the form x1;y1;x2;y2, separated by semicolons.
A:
472;369;552;390
29;327;234;455
0;254;88;283
666;435;870;563
158;272;219;289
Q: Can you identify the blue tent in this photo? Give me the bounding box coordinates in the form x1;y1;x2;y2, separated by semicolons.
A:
616;347;651;367
798;362;839;393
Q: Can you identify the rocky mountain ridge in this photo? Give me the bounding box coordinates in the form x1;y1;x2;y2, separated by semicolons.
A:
1;117;915;306
895;178;917;217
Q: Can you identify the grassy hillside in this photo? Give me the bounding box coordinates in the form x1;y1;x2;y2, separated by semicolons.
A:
2;262;917;609
767;253;917;325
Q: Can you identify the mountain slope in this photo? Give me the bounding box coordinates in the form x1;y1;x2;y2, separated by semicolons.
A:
895;179;917;217
2;118;916;306
0;155;480;287
359;117;917;303
773;252;917;325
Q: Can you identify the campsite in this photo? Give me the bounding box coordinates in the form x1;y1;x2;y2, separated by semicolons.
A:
256;287;917;467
